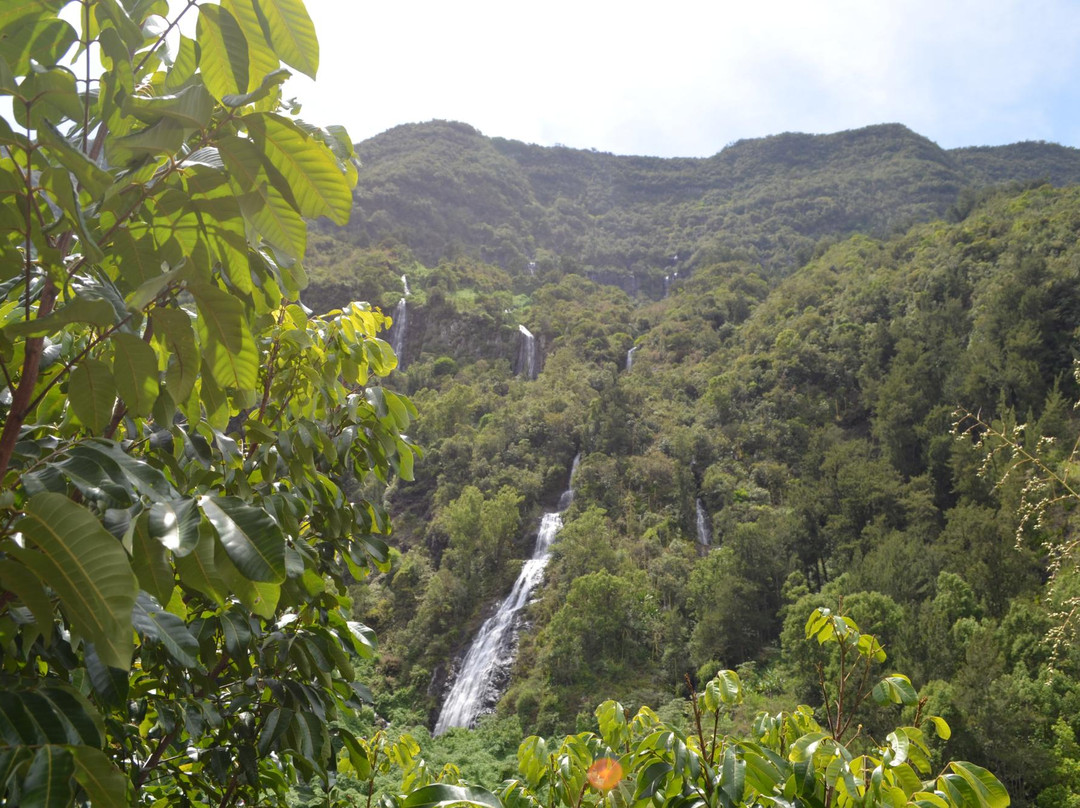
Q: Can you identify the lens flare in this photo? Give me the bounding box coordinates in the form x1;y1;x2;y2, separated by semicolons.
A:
587;757;623;792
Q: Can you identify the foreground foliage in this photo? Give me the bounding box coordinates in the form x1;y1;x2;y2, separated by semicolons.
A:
0;0;417;804
321;610;1008;808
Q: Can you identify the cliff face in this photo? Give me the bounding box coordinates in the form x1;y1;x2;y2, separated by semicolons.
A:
324;121;1080;277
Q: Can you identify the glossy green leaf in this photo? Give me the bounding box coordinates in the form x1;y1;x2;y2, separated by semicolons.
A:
948;761;1009;808
68;359;116;434
199;495;286;582
148;498;200;557
111;332;159;417
132;591;199;667
402;783;503;808
174;522;227;606
255;0;318;78
872;674;919;707
131;513;173;603
15;493;137;670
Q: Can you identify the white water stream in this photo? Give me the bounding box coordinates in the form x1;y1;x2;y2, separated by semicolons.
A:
434;456;579;734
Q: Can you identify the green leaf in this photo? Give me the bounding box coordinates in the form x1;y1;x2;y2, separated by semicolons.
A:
948;761;1010;808
872;674;919;707
68;359;116;434
12;67;83;131
37;120;112;196
926;715;952;741
164;33;197;90
132;591;199;667
15;493;137;670
22;745;74;808
174;521;227;606
594;700;628;749
221;0;283;93
0;559;54;635
199;495;286;582
151;308;198;403
148;498;201;557
258;706;294;757
71;746;131;808
716;669;742;705
222;66;290;108
402;784;503;808
245;112;353;225
131;514;174;605
3;296;115;338
255;0;318;78
188;283;258;390
123;84;213;129
720;747;746;806
218;134;307;256
196;4;249;99
111;332;159;417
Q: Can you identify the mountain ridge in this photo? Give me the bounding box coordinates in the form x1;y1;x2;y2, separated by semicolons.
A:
332;120;1080;276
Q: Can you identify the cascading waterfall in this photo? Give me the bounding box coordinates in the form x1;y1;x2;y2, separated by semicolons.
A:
695;498;712;547
391;276;409;368
626;345;638;371
517;324;537;380
434;455;580;735
663;274;671;298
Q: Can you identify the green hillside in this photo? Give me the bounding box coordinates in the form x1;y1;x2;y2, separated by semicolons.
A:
304;126;1080;807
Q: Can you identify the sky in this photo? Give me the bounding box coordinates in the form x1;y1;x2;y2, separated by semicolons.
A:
281;0;1080;158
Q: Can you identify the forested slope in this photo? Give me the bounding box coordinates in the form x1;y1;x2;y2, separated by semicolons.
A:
304;125;1080;806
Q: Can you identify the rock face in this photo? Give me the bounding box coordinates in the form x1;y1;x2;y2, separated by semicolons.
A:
433;456;579;734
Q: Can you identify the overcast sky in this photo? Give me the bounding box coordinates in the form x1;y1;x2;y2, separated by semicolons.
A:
283;0;1080;158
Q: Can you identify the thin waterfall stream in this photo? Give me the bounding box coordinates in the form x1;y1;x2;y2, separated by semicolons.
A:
434;455;579;734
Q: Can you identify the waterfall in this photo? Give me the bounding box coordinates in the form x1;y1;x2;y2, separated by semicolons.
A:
434;455;580;734
626;345;638;371
695;499;712;547
663;274;670;298
517;325;537;380
390;275;410;369
391;297;408;368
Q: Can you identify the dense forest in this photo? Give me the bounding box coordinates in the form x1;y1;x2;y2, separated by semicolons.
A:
0;1;1073;802
302;121;1080;807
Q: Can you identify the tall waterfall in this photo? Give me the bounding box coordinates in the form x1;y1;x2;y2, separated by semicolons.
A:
391;276;409;368
626;345;638;371
695;498;712;547
517;325;537;380
434;455;580;734
663;274;671;298
391;297;408;366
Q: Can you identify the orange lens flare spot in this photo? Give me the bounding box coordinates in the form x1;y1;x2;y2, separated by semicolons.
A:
587;757;624;792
